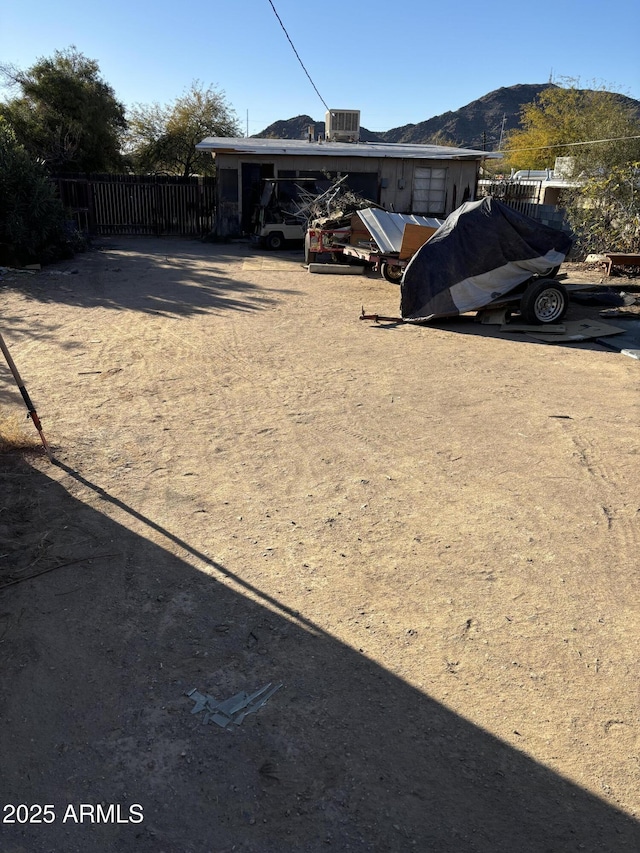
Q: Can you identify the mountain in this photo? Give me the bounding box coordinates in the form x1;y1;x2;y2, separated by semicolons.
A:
378;84;553;149
254;84;640;150
255;114;382;142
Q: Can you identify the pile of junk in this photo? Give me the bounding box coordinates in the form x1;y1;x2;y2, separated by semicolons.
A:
254;175;619;327
254;173;444;284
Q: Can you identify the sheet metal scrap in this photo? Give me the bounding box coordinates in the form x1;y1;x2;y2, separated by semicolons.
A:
186;682;283;729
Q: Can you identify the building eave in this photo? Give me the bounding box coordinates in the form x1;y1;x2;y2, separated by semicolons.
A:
195;137;502;161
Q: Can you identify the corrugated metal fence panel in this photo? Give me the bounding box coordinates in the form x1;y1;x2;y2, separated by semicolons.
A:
53;175;217;236
477;184;569;232
476;185;569;232
504;200;569;231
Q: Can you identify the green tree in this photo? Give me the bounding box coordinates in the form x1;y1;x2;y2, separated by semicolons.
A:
500;81;640;256
124;82;240;176
502;81;640;174
0;46;127;173
0;118;66;264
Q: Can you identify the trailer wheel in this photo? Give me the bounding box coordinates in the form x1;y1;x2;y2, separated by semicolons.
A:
304;232;316;265
381;262;403;284
266;231;284;250
519;279;568;324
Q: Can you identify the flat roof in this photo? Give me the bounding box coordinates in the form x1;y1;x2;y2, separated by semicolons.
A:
196;137;501;161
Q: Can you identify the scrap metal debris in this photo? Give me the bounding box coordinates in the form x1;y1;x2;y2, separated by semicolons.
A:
507;318;625;343
186;682;283;728
304;184;381;230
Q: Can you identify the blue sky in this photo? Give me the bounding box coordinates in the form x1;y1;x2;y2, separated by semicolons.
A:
1;0;639;138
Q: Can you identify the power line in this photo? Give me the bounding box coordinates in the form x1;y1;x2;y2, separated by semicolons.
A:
498;134;640;154
266;0;329;112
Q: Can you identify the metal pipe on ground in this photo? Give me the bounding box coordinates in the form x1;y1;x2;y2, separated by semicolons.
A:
308;264;365;275
0;329;53;461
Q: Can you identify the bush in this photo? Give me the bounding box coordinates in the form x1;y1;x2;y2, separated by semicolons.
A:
0;119;67;265
0;412;41;454
563;164;640;258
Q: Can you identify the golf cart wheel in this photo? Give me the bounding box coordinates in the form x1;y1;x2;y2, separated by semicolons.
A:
381;262;403;284
266;231;284;251
519;279;568;324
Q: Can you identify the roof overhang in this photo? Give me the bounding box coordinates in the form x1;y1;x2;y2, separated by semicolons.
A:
196;137;502;161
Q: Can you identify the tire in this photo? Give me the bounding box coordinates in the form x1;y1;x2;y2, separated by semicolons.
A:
304;232;316;265
381;262;403;284
519;279;568;324
265;232;284;251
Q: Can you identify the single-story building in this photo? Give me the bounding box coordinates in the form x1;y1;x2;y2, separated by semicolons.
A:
195;135;499;238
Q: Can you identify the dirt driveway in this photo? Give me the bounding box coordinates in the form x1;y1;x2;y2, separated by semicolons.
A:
1;238;639;852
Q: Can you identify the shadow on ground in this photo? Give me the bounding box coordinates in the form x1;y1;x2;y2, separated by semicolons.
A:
361;307;640;355
1;454;638;853
0;238;302;321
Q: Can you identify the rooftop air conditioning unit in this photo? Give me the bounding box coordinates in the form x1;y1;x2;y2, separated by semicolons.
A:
325;109;360;143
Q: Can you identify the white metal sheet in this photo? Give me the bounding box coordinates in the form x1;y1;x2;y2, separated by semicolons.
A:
356;208;443;255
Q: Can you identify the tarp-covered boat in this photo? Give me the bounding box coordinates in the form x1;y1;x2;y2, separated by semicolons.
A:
400;197;573;321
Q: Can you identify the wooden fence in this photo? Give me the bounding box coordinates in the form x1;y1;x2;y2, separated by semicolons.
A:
52;174;217;237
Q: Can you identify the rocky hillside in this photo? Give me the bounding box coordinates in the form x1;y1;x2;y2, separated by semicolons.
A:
255;114;381;142
254;84;640;150
379;84;552;149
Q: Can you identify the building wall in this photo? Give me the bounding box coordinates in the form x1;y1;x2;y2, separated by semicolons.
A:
378;159;476;214
211;153;479;237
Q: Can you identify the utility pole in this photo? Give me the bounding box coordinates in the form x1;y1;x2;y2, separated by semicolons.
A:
498;113;507;150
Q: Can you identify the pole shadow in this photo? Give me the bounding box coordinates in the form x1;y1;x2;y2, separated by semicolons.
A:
0;455;638;852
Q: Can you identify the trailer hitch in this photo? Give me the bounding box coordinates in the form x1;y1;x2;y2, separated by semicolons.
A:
359;307;404;323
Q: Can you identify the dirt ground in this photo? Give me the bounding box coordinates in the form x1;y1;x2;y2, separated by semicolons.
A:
0;238;639;853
